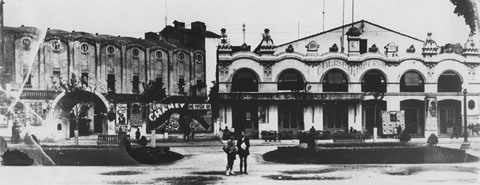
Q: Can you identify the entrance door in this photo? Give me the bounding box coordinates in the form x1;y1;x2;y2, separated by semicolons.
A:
278;103;304;138
363;100;386;136
438;100;461;136
323;101;348;132
400;100;425;136
232;103;258;138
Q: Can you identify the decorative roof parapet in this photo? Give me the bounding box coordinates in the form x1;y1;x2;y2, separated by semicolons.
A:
463;33;479;56
217;28;232;53
422;32;439;57
346;26;362;37
257;28;275;55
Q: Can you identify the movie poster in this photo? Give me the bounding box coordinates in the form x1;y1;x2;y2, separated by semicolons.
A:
129;102;142;127
116;103;128;132
425;97;438;131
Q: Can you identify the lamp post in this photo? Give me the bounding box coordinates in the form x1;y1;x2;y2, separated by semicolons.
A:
460;87;470;150
463;88;468;143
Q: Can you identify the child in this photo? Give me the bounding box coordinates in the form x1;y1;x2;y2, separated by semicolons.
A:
223;137;237;176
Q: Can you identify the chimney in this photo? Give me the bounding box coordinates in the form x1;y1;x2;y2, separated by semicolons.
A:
191;21;206;50
144;32;160;40
173;20;185;29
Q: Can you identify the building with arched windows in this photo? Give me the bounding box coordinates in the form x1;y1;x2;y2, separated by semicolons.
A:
0;14;219;140
217;20;480;139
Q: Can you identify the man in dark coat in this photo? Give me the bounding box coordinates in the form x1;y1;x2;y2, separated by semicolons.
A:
236;131;250;174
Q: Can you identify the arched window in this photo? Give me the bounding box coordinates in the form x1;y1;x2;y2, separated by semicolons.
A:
400;71;424;92
232;69;258;92
323;69;348;92
361;70;386;92
438;71;462;92
278;69;304;90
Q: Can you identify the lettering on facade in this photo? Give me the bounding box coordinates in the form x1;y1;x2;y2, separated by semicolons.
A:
317;59;386;77
188;104;211;110
149;103;186;121
220;93;363;101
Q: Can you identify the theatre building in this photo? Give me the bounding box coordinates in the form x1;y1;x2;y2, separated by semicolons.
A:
217;20;480;139
0;16;218;140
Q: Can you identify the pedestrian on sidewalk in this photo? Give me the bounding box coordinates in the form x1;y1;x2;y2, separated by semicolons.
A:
223;136;237;176
451;123;459;139
396;125;402;139
236;131;250;174
135;127;141;142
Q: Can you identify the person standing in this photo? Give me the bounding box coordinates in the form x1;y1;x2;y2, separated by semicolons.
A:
135;127;141;142
396;125;402;139
236;131;250;174
451;123;459;139
223;137;237;176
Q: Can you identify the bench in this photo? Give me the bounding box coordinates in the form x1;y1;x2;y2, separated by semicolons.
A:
331;133;366;143
261;131;278;141
97;135;129;145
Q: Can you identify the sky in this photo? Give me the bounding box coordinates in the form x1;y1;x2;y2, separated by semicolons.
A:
4;0;476;47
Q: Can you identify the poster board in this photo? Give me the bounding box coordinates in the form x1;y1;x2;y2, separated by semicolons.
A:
381;110;405;135
116;103;128;132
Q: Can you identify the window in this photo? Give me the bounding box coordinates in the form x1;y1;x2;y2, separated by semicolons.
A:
22;38;31;50
132;48;139;57
361;71;386;92
155;51;163;59
107;46;115;54
132;75;140;93
232;69;258;92
323;70;348;92
400;71;424;92
52;40;61;51
81;73;89;87
438;71;462;92
23;69;32;88
107;74;115;93
178;53;185;60
196;54;203;64
278;69;304;90
53;70;61;79
278;103;303;130
178;77;185;94
360;39;368;54
80;43;89;53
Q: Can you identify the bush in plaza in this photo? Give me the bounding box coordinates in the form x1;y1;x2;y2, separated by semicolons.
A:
1;149;34;166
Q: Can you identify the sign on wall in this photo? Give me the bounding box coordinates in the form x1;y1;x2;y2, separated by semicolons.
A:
116;103;128;132
381;110;405;135
425;97;438;132
129;102;142;127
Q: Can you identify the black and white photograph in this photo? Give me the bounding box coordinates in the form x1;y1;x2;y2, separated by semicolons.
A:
0;0;479;184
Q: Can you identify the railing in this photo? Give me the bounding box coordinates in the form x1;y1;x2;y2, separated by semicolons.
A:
97;135;129;145
331;133;366;143
20;90;60;99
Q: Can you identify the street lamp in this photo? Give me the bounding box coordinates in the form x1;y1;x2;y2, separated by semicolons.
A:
460;85;470;150
463;88;468;143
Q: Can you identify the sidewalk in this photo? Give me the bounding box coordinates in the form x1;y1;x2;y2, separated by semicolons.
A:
6;134;480;147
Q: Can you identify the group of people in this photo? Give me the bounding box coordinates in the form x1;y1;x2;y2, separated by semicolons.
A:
222;131;250;176
467;123;480;136
182;123;196;142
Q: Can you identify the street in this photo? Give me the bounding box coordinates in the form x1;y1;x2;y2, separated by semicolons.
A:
1;138;479;185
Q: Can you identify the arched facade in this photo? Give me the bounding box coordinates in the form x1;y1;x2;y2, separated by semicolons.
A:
0;21;214;140
217;20;480;138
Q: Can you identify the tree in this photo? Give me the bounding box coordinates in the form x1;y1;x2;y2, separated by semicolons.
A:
450;0;477;33
142;77;167;102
